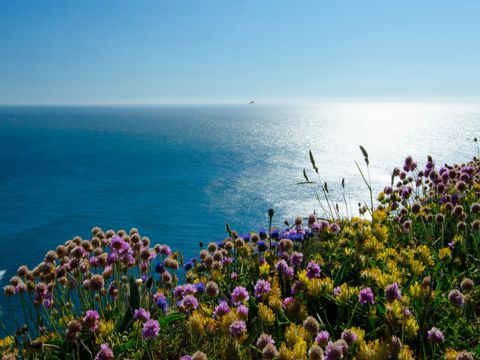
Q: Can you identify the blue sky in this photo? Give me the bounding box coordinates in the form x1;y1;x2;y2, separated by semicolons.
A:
1;1;479;105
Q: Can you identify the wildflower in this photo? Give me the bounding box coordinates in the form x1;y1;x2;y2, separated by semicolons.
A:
333;286;342;296
236;305;249;318
315;331;329;346
254;279;271;298
83;310;100;332
142;319;160;340
258;241;267;252
95;343;114;360
290;252;304;267
448;289;464;307
258;303;275;326
262;343;279;359
133;308;150;322
427;327;444;344
385;282;402;302
205;281;219;297
460;278;474;292
231;286;249;305
180;356;192;360
358;287;375;305
181;295;199;312
256;334;275;350
213;301;230;317
306;261;321;279
341;329;358;345
229;320;247;337
302;316;320;336
456;351;474;360
325;340;348;360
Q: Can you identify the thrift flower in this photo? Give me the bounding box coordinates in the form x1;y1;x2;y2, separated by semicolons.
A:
95;343;114;360
229;320;247;337
142;320;160;340
133;308;150;322
231;286;249;305
83;310;100;332
254;279;271;298
427;327;444;344
359;287;375;305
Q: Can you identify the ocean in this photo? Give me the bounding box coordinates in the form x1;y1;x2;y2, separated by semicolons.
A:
0;103;479;329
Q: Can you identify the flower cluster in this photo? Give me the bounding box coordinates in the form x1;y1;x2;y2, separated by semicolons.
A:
1;153;480;359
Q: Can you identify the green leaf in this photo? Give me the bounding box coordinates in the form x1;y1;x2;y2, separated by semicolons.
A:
303;168;309;182
159;313;185;328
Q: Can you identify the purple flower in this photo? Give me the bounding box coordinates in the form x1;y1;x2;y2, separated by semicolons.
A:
214;301;231;318
236;305;249;318
95;343;114;360
142;320;160;340
282;297;294;309
133;308;151;322
385;283;402;303
333;286;342;297
341;329;358;345
306;261;321;279
315;331;330;345
448;289;464;307
229;320;247;337
290;252;304;267
325;340;348;360
181;295;199;312
180;356;192;360
329;223;341;234
254;280;271;298
83;310;100;332
427;327;444;344
359;287;375;305
231;286;249;305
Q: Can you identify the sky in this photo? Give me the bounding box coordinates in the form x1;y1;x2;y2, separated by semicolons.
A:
0;1;479;105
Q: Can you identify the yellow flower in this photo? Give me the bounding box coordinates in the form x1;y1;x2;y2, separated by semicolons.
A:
0;336;14;348
97;320;115;344
259;263;270;276
445;348;458;360
438;247;451;260
307;277;333;298
284;324;309;347
278;342;294;360
268;295;283;312
410;281;422;299
292;339;307;360
416;245;434;266
350;327;365;344
258;303;276;327
188;311;206;337
398;344;415;360
404;316;419;337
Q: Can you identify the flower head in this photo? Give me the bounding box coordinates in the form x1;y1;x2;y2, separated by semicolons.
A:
95;343;114;360
231;286;249;305
83;310;100;332
142;320;160;340
254;279;271;298
229;320;247;337
359;287;375;305
133;308;150;322
385;282;402;303
427;327;444;344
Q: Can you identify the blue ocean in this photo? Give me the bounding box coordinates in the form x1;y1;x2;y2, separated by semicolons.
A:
0;103;479;329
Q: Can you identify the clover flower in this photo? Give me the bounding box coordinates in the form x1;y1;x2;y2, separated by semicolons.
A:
448;289;465;307
306;261;321;279
256;334;275;350
95;343;114;360
254;279;271;298
229;320;247;337
427;327;444;344
341;329;358;345
142;320;160;340
359;287;374;305
83;310;100;332
205;281;219;297
231;286;249;305
214;301;230;318
262;343;279;359
181;295;199;312
315;331;330;346
290;252;304;267
325;340;348;360
133;308;150;322
385;282;402;302
237;304;249;318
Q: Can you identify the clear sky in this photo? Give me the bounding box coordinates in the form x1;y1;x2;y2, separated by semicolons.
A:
1;1;479;105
